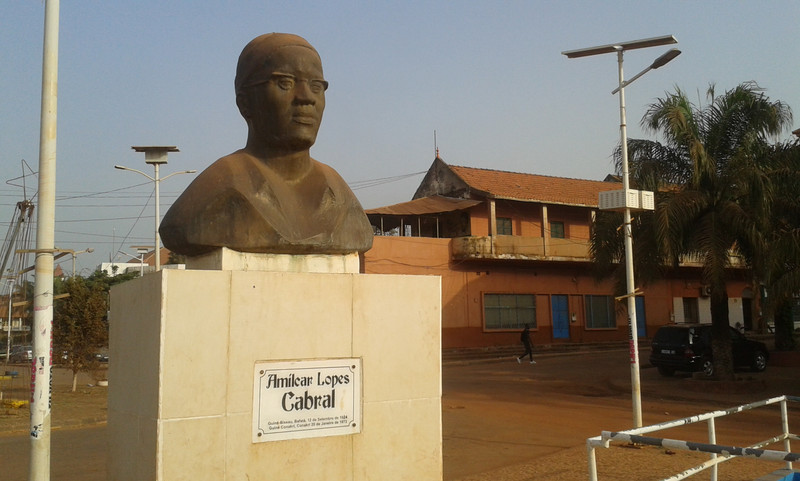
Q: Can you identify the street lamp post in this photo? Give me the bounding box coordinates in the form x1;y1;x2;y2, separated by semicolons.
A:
115;146;195;272
131;246;151;276
562;35;681;428
116;247;153;276
69;248;94;276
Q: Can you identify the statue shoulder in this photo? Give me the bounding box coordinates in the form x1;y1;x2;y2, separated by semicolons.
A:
182;151;266;195
201;150;256;180
162;151;258;223
310;159;373;252
160;151;267;256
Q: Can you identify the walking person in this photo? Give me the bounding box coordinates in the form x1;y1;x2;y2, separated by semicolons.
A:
517;324;536;364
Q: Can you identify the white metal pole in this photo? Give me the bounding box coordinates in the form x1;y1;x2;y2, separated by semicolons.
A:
587;441;599;481
6;279;14;364
617;48;643;428
781;399;792;470
707;417;718;481
154;163;161;271
31;0;59;479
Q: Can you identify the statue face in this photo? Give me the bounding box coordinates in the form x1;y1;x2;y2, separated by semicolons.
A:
239;45;327;152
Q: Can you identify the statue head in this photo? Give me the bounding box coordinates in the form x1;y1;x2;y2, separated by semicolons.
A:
235;33;328;153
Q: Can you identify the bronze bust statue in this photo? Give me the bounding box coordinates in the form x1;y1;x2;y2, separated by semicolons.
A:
160;33;373;257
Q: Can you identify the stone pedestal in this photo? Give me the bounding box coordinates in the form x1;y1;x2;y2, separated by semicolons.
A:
185;247;361;273
108;269;442;480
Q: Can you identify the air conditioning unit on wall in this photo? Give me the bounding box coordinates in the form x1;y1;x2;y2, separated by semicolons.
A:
699;286;712;297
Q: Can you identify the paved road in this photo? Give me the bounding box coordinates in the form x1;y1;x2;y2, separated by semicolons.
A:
1;350;798;480
1;425;106;481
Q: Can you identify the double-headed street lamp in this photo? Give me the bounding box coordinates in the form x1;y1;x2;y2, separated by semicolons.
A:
114;246;152;276
129;246;153;276
562;35;681;429
115;146;196;272
68;248;94;276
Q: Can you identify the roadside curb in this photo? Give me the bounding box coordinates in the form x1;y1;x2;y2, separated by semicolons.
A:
443;346;633;366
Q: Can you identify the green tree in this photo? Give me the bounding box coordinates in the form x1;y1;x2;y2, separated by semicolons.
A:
53;276;109;391
591;82;793;380
85;268;139;292
167;251;186;265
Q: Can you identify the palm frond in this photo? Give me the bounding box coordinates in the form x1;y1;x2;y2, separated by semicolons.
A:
592;82;799;337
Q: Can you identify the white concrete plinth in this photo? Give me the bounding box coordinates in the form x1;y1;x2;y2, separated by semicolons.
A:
108;269;442;481
185;247;361;273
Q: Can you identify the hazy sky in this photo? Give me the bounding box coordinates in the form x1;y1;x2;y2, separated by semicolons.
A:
1;1;798;273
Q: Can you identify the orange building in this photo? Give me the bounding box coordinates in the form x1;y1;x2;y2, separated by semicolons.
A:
363;157;755;349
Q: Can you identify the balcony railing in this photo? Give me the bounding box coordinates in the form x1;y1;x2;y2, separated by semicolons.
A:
0;323;30;332
450;235;749;269
451;235;591;261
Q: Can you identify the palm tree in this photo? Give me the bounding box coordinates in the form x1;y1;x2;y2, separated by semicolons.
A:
591;82;793;380
759;140;800;351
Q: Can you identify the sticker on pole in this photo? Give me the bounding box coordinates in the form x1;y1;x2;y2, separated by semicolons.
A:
252;358;361;443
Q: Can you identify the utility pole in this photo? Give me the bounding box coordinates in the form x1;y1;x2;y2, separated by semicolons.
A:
31;1;60;479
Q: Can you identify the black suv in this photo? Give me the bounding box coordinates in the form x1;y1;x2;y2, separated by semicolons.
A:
649;324;768;377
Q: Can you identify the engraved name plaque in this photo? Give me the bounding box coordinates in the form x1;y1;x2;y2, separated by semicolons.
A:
252;358;361;443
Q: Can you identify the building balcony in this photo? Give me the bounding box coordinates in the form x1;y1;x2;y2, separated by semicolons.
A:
0;322;30;332
451;235;591;262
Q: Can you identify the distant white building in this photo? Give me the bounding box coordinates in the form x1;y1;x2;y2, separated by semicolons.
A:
98;262;185;277
99;262;146;276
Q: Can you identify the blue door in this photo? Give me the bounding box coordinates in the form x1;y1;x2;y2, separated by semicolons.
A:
552;295;570;339
635;296;646;338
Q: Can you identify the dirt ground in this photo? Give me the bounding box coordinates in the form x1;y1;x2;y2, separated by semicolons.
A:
0;365;107;434
442;350;800;481
2;353;799;481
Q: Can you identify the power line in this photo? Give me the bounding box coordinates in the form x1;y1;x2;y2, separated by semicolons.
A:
57;216;156;223
55;182;152;200
349;171;426;190
56;228;151;240
110;188;154;263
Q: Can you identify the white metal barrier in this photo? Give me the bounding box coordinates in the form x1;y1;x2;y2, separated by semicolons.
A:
587;395;800;481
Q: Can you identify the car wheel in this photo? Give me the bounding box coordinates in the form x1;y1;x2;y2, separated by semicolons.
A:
657;366;675;377
701;359;714;377
752;351;767;372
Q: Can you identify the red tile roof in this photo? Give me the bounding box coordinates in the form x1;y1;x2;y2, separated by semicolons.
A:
142;247;172;266
448;164;620;207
